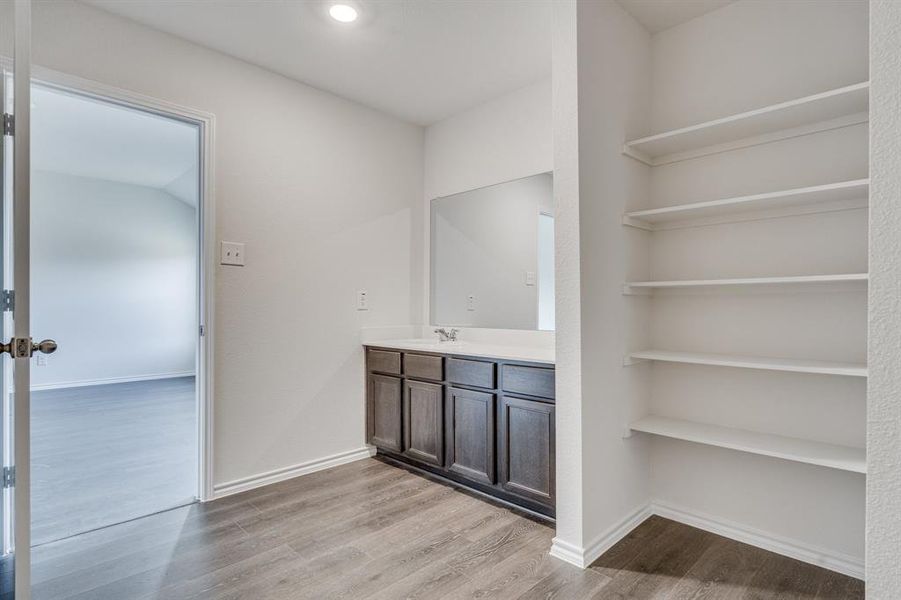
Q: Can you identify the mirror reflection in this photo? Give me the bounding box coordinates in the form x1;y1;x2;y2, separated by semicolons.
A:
430;173;554;331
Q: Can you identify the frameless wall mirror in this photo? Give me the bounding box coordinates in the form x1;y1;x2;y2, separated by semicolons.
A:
430;172;554;331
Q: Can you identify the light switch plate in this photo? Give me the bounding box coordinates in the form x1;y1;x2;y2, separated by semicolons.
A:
220;241;245;266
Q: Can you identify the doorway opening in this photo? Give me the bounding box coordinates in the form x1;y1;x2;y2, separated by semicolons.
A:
28;82;204;545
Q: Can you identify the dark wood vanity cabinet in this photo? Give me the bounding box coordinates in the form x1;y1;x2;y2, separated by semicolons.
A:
367;374;403;452
403;380;444;466
446;386;495;485
365;346;556;519
499;396;555;505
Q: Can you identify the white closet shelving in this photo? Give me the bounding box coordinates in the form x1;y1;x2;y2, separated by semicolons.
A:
623;82;869;166
630;416;866;474
624;273;867;294
626;350;867;377
623;179;869;230
625;80;869;476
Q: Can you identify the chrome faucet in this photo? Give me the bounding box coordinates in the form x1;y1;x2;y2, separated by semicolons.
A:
434;327;459;342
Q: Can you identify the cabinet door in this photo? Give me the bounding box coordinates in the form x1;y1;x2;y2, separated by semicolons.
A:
368;374;402;452
446;387;495;485
403;380;444;466
499;397;555;506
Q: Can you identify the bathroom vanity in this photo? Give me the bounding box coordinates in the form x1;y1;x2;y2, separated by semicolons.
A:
364;341;555;519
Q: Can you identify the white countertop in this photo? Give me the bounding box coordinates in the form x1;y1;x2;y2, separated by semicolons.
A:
364;338;554;365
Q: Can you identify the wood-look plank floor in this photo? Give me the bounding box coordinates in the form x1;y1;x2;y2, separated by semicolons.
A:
29;458;863;600
31;377;197;545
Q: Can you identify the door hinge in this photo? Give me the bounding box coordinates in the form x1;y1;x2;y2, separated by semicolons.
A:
2;466;14;489
199;325;205;337
1;290;13;312
2;113;13;137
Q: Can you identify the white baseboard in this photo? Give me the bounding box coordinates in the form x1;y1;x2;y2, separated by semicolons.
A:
549;537;587;567
549;500;863;580
30;371;195;391
550;503;653;568
650;500;865;580
212;446;376;499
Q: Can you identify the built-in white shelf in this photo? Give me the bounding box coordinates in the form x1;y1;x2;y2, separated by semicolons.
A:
623;179;869;230
630;415;866;474
624;273;868;294
623;82;869;166
626;350;867;377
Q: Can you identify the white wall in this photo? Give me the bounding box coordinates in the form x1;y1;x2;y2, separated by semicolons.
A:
867;0;901;594
575;0;653;556
642;0;868;568
431;173;552;329
550;0;585;559
551;0;590;566
420;79;552;340
423;79;552;200
31;171;196;388
550;0;653;566
32;1;424;488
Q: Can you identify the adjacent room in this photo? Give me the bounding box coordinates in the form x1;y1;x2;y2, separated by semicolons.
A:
29;84;200;545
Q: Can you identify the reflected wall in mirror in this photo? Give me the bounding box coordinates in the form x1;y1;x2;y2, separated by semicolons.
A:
430;172;554;331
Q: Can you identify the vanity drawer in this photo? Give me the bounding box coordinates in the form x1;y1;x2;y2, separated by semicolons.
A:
502;364;555;400
447;358;496;389
367;349;402;375
404;353;444;381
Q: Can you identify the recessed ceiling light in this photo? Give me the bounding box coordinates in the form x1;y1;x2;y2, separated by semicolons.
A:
329;4;358;23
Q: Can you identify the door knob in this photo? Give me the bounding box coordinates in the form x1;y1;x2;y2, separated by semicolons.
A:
32;339;57;355
0;338;57;358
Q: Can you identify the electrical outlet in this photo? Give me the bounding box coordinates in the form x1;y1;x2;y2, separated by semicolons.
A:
525;271;536;286
220;241;246;266
467;294;476;311
357;290;369;311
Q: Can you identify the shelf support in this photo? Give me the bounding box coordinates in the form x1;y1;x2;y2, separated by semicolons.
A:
622;284;651;296
622;215;654;231
623;355;648;367
621;145;654;166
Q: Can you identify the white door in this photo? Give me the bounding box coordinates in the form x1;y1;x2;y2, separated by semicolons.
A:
1;2;40;598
